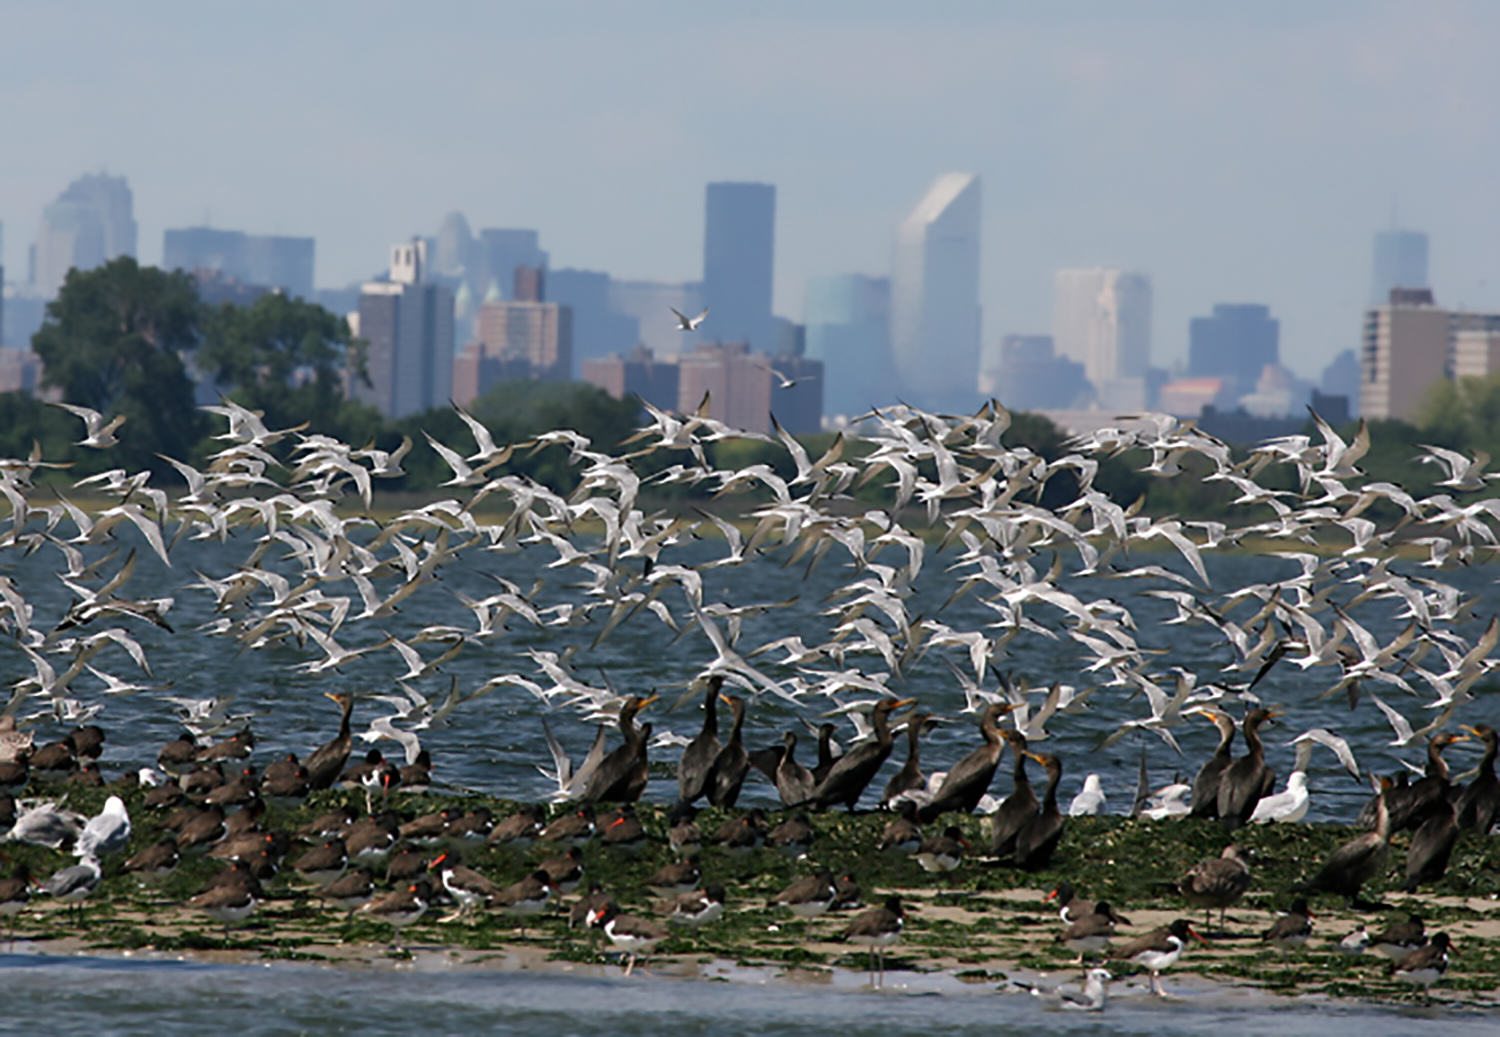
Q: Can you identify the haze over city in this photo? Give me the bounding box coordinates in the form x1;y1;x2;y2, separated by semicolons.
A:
5;0;1499;378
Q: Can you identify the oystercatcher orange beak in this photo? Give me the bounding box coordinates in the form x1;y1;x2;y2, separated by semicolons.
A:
1044;888;1059;902
428;853;448;869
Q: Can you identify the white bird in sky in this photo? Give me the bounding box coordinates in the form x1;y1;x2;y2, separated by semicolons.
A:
51;403;127;449
669;305;709;331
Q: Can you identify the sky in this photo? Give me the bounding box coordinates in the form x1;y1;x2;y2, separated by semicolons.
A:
3;1;1499;377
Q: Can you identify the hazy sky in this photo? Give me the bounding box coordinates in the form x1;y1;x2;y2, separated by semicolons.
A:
3;1;1498;376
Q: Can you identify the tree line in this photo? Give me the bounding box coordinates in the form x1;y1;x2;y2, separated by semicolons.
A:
2;258;1495;516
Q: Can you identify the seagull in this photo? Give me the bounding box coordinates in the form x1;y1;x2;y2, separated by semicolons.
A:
669;306;709;331
74;795;131;858
755;359;816;390
51;403;127;449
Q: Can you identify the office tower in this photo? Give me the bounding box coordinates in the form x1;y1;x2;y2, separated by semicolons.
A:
1052;268;1152;402
163;228;315;298
1371;229;1428;305
608;279;704;356
1319;349;1360;416
804;273;893;417
32;173;137;297
980;334;1090;410
581;345;680;412
1187;303;1280;397
476;229;547;301
702;182;776;350
889;173;981;412
548;269;640;364
352;240;454;418
432;212;475;279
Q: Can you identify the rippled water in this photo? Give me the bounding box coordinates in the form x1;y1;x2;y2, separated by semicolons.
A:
3;949;1492;1036
6;533;1497;822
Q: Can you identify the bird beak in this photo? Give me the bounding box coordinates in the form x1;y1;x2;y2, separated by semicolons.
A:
893;698;917;709
718;693;734;706
1460;725;1482;738
428;853;448;869
638;694;660;709
1024;751;1046;764
1188;926;1206;942
1044;888;1059;902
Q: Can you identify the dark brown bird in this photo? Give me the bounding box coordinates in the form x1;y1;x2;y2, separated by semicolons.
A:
915;824;968;873
989;729;1038;857
1370;913;1426;959
538;846;585;892
180;762;225;797
714;808;766;852
68;725;106;761
261;753;309;799
1391;932;1452;986
493;869;555;918
445;808;493;845
384;843;434;883
298;804;356;839
647;855;701;894
157;732;199;774
878;801;923;855
204;765;259;807
345;812;399;860
124;837;180;878
599;807;647;853
883;711;934;809
1301;777;1393;904
811;722;842;785
536;806;594;845
1404;792;1461;893
175;805;228;850
803;698;915;811
488;804;544;846
320;868;374;912
773;730;816;807
429;849;502;917
1216;707;1279;829
707;694;750;808
1388;732;1464;832
770;871;836;917
579;694;657;804
1180;844;1252;929
1188;708;1237;818
1113;918;1201;997
1261;898;1314;948
1056;900;1130;957
839;895;904;987
1455;723;1499;834
196;728;253;762
919;703;1013;821
1011;750;1066;871
305;691;355;791
675;676;722;805
767;813;815;855
292;838;348;885
570;881;614;929
398;749;432;792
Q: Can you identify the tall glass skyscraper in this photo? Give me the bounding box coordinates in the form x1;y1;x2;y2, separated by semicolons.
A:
1370;229;1428;305
702;182;776;350
804;273;892;417
1052;268;1153;392
32;173;137;297
889;173;981;412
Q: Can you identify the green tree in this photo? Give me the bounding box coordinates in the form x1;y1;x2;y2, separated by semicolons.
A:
197;293;375;440
31;257;204;472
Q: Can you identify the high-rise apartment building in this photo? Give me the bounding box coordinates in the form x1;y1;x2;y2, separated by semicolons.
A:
1052;268;1152;399
889;173;981;412
32;173;137;297
474;298;573;379
163;227;315;298
1452;328;1500;381
1371;229;1428;305
1187;303;1279;397
351;240;454;419
581;345;680;413
702;182;776;351
1360;288;1448;421
804;273;893;417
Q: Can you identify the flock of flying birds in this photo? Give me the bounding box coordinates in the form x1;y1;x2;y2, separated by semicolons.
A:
0;382;1496;991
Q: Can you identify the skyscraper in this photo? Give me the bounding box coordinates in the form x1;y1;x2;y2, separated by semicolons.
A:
1052;268;1152;402
889;173;981;412
352;240;454;418
1371;229;1428;305
702;182;776;350
548;269;640;363
162;227;315;298
32;173;137;297
1187;303;1279;396
804;273;893;417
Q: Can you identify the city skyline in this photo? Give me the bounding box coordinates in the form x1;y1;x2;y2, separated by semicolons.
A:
3;3;1499;378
